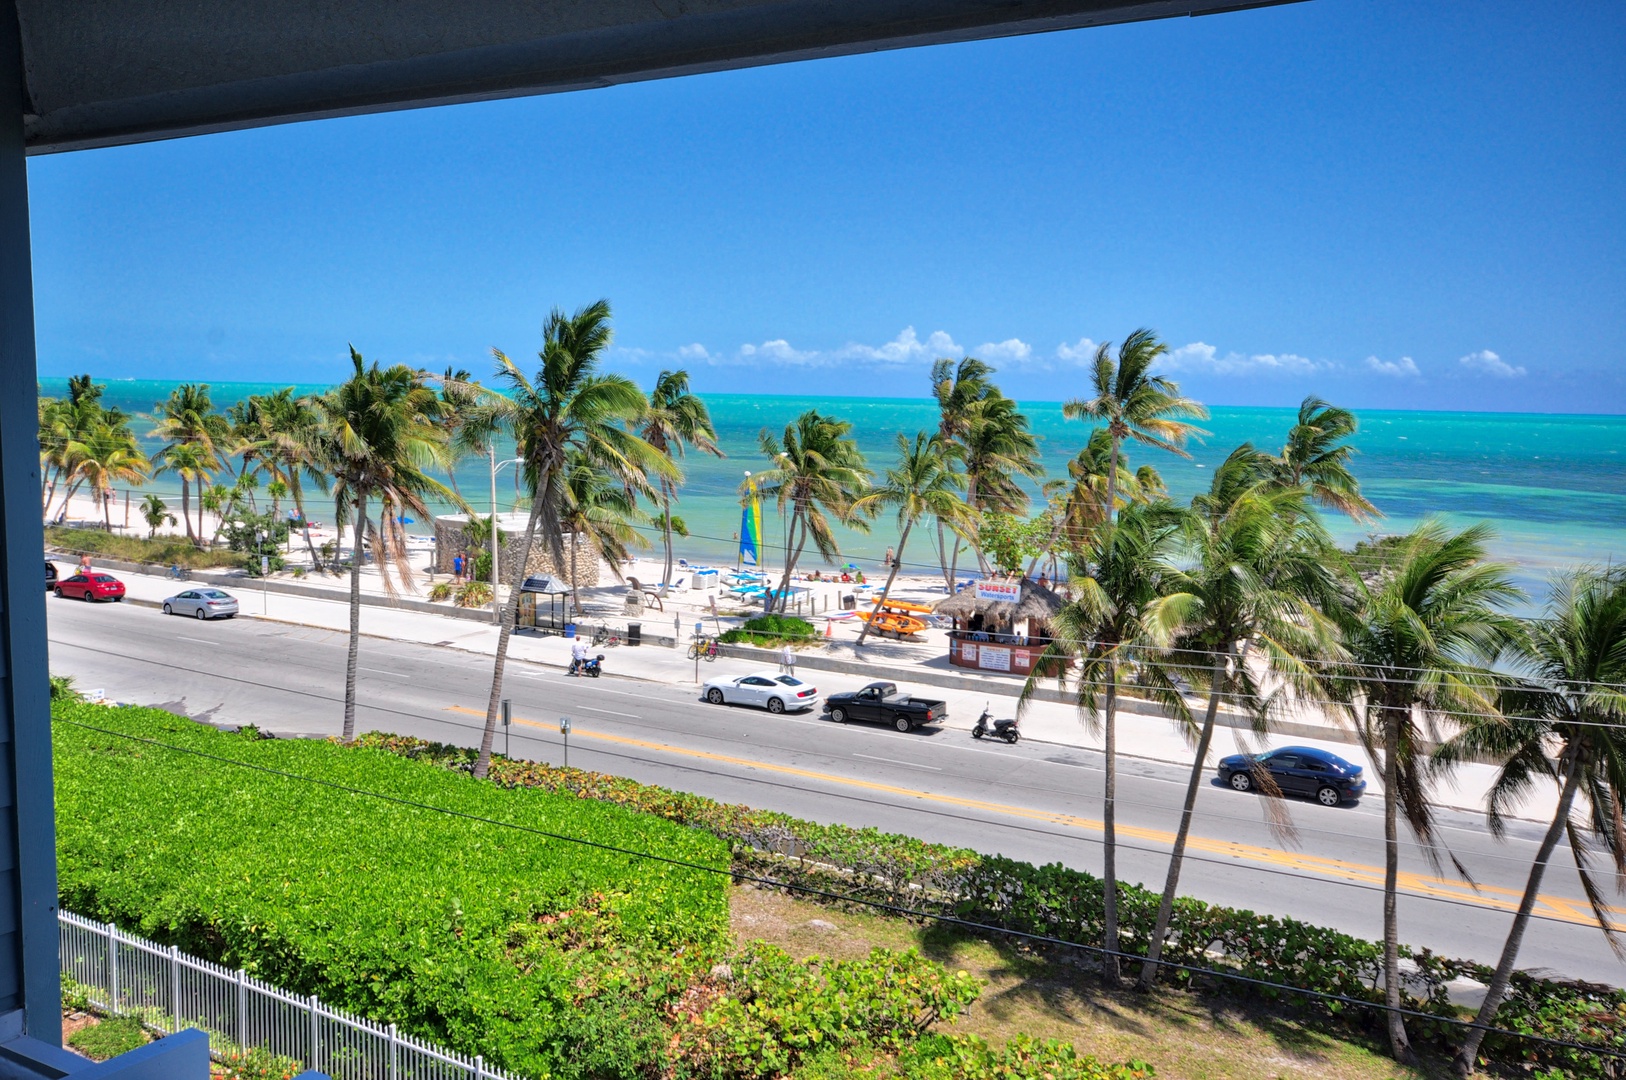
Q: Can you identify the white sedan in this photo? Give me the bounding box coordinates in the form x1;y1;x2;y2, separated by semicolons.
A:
702;671;821;714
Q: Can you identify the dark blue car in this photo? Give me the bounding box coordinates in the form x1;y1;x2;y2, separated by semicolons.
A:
1216;745;1366;807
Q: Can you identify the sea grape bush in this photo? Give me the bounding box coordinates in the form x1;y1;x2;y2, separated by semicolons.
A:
358;732;1625;1078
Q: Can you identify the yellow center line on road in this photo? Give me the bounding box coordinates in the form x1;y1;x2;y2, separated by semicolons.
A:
447;705;1615;929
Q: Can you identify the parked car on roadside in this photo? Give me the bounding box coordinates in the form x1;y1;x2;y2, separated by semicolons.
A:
54;573;125;603
162;588;240;620
702;671;821;714
1216;745;1366;806
45;561;57;590
823;681;946;732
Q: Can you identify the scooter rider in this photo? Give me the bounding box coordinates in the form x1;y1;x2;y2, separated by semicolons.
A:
568;637;588;675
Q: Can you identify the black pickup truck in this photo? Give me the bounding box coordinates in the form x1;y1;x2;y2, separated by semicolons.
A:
823;682;947;732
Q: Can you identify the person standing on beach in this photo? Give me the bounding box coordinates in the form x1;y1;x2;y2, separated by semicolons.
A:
884;547;895;568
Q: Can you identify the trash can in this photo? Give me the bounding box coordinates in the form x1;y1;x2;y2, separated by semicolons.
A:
841;594;856;610
627;623;641;647
564;623;576;639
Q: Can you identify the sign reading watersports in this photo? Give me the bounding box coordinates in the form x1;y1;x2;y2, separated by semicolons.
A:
975;580;1021;603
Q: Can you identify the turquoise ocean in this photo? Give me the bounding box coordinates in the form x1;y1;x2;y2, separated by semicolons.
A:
42;378;1626;606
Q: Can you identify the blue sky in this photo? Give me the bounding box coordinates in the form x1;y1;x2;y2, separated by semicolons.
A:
25;0;1626;413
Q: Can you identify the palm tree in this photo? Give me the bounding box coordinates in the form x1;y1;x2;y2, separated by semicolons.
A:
752;410;872;614
433;366;482;503
255;390;331;572
152;384;229;542
314;348;455;743
1331;521;1524;1062
1064;330;1208;524
468;300;669;780
1261;396;1378;521
66;420;150;530
558;453;651;614
139;493;175;538
852;433;970;646
953;392;1042;581
1441;567;1626;1075
639;370;723;594
153;442;213;545
1023;502;1190;982
930;358;993;589
1138;478;1342;989
1028;427;1156;576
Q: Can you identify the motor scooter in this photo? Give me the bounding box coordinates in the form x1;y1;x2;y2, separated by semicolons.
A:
970;703;1019;744
581;654;605;679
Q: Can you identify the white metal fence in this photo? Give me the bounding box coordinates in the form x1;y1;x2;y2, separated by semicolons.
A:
59;910;525;1080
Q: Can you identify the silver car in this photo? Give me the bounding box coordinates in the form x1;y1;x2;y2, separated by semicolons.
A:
162;588;240;620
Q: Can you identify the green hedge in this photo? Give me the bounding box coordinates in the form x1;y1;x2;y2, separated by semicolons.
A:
360;733;1625;1079
53;703;731;1077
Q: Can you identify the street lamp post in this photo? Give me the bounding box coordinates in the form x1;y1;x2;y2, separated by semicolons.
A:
488;451;524;627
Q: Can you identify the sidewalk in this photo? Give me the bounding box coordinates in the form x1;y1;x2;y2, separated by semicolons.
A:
59;551;1554;825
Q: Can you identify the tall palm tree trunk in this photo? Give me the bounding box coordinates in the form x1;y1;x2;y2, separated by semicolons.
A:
340;496;367;742
948;476;979;587
180;479;195;544
1104;433;1120;525
1381;707;1412;1061
1102;670;1122;983
1454;748;1585;1075
1139;648;1229;989
475;496;549;779
777;514;812;615
857;519;913;647
772;502;805;614
656;481;676;595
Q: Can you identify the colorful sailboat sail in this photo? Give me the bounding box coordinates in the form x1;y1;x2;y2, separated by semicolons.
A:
739;477;762;567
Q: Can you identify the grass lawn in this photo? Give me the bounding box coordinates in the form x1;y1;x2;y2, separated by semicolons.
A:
45;525;244;569
731;884;1457;1080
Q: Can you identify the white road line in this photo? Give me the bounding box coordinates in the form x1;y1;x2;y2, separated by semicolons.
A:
574;705;639;718
853;752;942;771
359;667;408;678
176;636;213;645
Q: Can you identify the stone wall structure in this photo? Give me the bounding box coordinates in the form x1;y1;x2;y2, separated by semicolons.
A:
432;513;600;588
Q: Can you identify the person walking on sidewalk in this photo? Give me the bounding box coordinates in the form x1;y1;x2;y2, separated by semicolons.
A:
780;643;796;677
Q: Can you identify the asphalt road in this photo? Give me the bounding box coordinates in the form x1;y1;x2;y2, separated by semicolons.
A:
46;598;1625;985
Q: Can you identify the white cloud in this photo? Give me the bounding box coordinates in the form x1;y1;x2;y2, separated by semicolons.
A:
1364;355;1421;378
1157;342;1328;377
741;339;817;364
972;338;1033;365
1056;337;1101;364
833;326;963;365
677;343;710;362
1458;349;1525;378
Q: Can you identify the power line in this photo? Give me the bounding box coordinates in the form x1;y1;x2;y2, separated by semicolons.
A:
51;715;1626;1065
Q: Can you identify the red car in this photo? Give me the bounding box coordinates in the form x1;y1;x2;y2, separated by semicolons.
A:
54;573;126;602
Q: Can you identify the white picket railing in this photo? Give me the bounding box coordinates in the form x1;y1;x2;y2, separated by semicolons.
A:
59;910;525;1080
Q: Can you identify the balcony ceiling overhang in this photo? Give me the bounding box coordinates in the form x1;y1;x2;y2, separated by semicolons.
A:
15;0;1297;154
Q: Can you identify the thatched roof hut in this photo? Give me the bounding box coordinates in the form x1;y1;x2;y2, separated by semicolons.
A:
933;578;1066;624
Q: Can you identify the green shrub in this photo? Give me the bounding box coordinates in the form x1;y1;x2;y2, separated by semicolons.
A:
898;1034;1155;1080
720;614;818;647
66;1016;148;1061
427;581;453;602
52;703;730;1078
455;581;493;607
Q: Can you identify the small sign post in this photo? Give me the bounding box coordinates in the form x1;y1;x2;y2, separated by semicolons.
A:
260;554;270;612
501;698;511;759
560;715;572;770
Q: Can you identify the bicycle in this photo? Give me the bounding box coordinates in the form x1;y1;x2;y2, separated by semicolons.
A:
687;636;720;662
166;564;191;581
592;626;623;648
